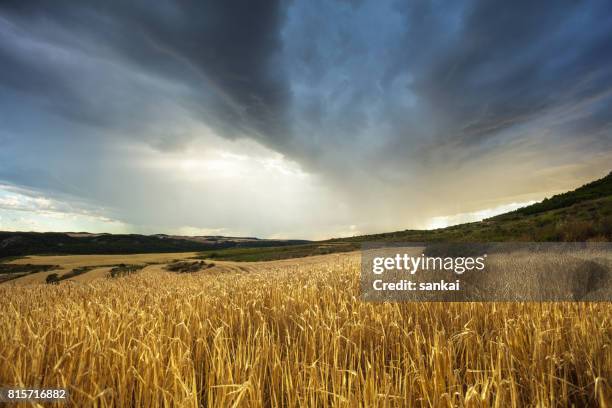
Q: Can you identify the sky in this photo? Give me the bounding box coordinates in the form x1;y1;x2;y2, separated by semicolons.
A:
0;0;611;239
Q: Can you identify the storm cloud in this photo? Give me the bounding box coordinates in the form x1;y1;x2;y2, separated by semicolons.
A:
1;0;611;237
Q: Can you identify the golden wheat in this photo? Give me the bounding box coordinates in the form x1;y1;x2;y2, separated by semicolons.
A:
0;255;610;407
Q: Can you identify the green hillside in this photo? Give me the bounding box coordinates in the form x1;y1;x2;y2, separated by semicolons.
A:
495;171;612;218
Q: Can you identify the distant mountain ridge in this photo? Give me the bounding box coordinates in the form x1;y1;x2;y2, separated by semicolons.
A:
0;232;309;259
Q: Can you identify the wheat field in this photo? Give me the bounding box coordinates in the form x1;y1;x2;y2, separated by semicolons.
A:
0;254;610;407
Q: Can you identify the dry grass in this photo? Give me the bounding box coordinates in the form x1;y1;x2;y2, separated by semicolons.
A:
0;254;610;407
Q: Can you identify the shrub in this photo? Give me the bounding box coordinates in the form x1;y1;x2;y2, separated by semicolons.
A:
164;261;213;273
45;273;60;284
109;264;144;278
560;220;596;241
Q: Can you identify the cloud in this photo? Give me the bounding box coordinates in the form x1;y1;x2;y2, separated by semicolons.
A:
0;0;290;146
0;184;128;233
0;0;611;237
408;0;612;146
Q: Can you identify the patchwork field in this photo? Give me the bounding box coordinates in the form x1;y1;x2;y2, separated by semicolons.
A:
3;252;200;285
0;252;610;406
2;252;354;285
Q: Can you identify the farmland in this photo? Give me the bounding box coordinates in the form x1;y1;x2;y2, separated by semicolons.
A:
0;252;610;406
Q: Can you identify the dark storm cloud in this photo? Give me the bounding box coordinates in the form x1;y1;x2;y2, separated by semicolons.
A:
2;0;611;158
0;0;289;146
405;0;612;147
283;0;612;166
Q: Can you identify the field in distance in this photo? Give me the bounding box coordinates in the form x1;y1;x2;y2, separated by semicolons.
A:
1;251;352;285
1;252;199;285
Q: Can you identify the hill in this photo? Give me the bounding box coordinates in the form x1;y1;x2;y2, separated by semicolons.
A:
0;232;309;259
197;171;612;261
494;171;612;218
